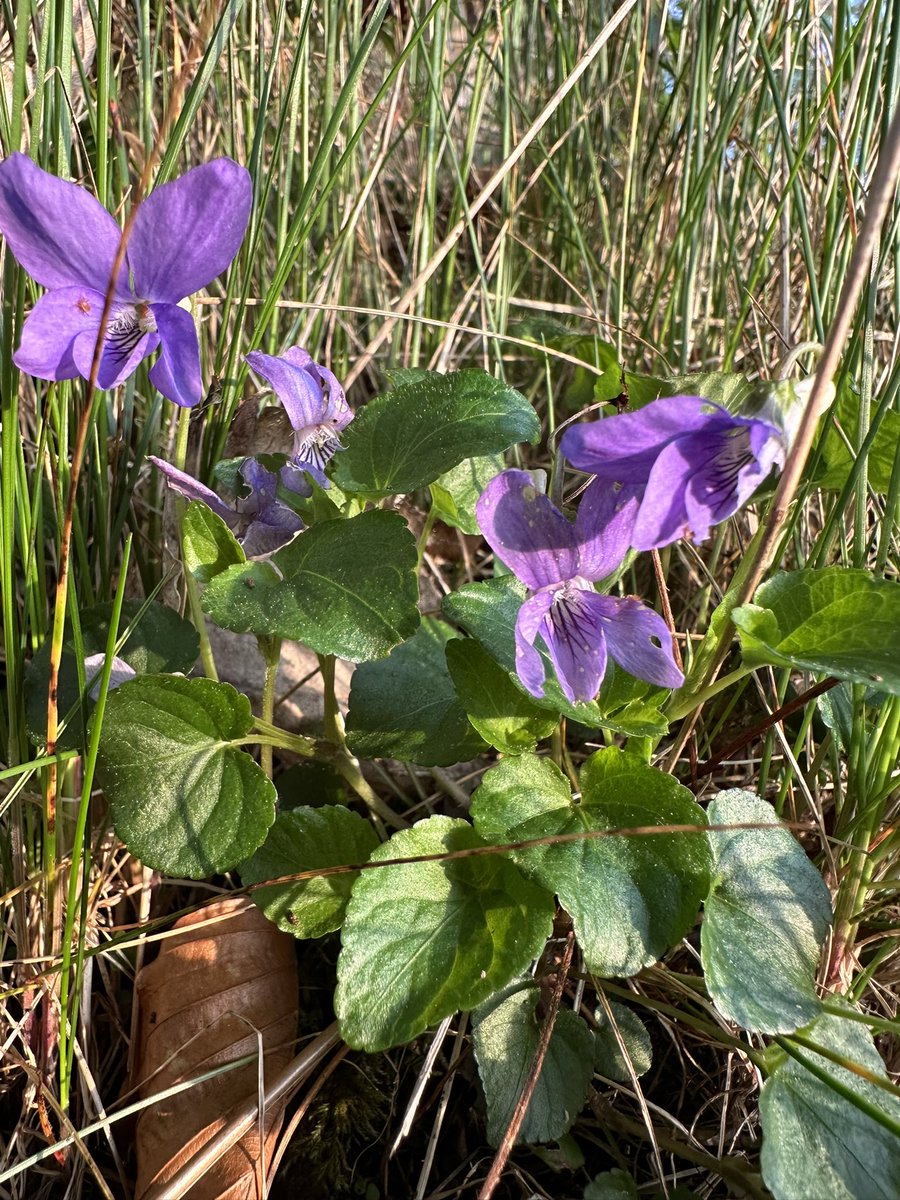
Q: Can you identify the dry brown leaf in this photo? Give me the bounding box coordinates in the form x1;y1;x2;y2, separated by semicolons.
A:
132;896;298;1200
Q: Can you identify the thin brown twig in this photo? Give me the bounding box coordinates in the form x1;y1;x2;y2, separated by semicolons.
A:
477;931;576;1200
694;675;839;780
40;0;224;1087
240;819;808;892
688;100;900;710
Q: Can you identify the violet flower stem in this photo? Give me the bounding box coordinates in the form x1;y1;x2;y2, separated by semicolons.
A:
318;653;341;744
173;405;218;681
258;636;281;780
667;666;753;723
416;503;437;572
312;654;403;832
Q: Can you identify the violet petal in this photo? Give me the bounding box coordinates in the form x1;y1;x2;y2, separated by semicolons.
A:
592;594;683;688
542;585;610;704
148;456;238;526
128;159;252;303
148;302;203;408
476;469;579;590
574;480;640;581
245;349;326;432
281;345;315;370
0;152;125;294
240;519;301;558
92;315;160;392
84;653;137;701
560;395;719;481
279;462;314;497
514;588;556;698
12;286;105;380
630;437;696;549
312;363;352;430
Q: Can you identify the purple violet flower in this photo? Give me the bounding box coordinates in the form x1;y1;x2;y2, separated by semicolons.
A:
245;346;352;492
476;469;684;705
84;653;136;701
559;395;785;550
0;153;252;407
149;456;304;557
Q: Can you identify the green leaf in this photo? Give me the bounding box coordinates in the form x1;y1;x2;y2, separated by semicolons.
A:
761;1012;900;1199
472;981;595;1146
445;638;558;754
819;384;900;493
335;816;555;1051
95;676;276;877
201;509;420;661
593;663;670;738
583;1171;639;1200
181;500;245;583
25;599;200;749
332;370;540;496
241;806;379;937
471;749;711;977
345;619;487;765
701;790;831;1034
623;370;753;412
429;453;504;534
733;568;900;693
594;1001;652;1082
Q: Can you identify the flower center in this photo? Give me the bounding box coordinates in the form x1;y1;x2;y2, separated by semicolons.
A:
295;425;344;472
700;425;755;502
107;302;157;359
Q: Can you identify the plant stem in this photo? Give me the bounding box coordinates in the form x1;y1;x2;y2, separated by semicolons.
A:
666;666;753;723
258;636;282;779
173;395;217;681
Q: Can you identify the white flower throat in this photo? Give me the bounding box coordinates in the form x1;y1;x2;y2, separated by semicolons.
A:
107;302;157;359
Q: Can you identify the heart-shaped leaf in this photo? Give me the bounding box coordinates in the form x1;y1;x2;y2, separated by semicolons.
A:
345;619;486;765
593;1001;652;1082
242;806;379;937
95;676;275;877
429;454;505;534
732;569;900;693
335;816;554;1051
332;370;540;496
701;790;832;1033
201;509;420;661
181;500;245;583
473;980;595;1145
445;637;558;754
471;749;710;977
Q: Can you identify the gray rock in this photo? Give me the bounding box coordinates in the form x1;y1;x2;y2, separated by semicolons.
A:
205;622;353;734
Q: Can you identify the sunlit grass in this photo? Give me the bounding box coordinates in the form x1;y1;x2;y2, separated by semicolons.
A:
0;0;897;1193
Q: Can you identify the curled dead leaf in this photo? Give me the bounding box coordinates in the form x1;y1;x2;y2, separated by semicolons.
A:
132;896;298;1199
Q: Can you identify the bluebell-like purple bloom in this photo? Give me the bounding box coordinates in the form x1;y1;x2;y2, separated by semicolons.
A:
0;153;251;407
560;395;785;550
245;346;352;493
476;470;684;704
149;456;303;557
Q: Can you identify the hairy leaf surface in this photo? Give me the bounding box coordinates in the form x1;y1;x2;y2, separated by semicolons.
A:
702;791;831;1033
96;676;275;876
335;816;554;1051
